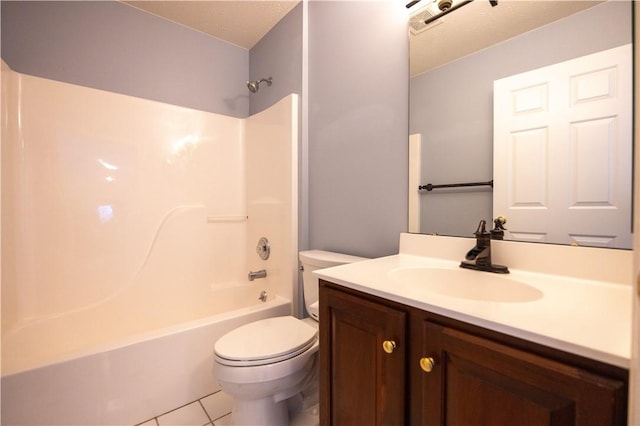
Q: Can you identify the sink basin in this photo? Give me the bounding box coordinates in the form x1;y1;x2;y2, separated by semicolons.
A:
389;267;543;303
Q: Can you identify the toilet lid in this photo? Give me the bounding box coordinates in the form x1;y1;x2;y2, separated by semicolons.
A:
214;316;318;366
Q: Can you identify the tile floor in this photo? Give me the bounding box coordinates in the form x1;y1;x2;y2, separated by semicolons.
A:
135;391;233;426
135;389;320;426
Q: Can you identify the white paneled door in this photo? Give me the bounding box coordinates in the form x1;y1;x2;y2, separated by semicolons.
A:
493;44;632;248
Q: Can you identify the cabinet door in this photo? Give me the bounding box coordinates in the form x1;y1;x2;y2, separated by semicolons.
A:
320;285;406;426
417;321;626;426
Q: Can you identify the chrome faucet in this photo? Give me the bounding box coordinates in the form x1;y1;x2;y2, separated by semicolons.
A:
460;220;509;274
248;269;267;281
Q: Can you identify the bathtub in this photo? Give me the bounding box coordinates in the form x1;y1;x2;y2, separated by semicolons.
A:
1;293;292;426
2;65;299;425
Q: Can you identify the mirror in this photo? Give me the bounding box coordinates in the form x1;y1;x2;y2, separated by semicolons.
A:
408;0;633;249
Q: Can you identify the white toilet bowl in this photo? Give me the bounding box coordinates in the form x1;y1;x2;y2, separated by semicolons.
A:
213;250;367;425
213;316;319;425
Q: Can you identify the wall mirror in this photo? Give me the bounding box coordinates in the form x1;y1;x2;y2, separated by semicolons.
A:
408;0;633;249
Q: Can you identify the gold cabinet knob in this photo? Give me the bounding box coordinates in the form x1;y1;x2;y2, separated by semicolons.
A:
382;340;397;354
420;357;436;373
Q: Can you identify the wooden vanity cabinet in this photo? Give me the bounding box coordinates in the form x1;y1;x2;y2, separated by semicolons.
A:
319;280;407;425
416;321;627;426
319;280;628;426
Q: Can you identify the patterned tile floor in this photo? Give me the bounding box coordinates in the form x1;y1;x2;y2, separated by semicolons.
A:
136;390;320;426
135;391;232;426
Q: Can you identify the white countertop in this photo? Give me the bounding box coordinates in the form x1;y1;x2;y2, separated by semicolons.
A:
314;253;632;369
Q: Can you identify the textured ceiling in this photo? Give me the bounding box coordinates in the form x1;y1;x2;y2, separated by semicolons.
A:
122;1;300;49
121;1;603;75
410;1;603;76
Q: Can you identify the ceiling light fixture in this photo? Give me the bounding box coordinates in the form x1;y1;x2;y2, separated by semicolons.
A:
405;0;498;25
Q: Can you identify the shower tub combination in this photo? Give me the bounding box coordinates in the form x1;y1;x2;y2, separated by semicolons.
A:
2;294;291;425
1;63;299;425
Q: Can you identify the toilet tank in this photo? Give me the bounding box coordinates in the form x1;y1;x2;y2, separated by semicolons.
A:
299;250;367;321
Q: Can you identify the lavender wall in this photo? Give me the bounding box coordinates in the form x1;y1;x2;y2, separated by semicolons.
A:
308;1;409;258
1;1;249;117
247;0;410;258
2;0;410;259
249;3;303;116
247;3;308;262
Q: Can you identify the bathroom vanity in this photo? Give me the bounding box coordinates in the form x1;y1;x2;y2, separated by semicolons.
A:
319;281;627;425
315;234;631;425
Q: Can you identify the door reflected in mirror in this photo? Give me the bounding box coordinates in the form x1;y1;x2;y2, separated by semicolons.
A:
408;0;633;249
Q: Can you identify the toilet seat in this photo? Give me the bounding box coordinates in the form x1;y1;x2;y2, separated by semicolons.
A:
215;316;318;367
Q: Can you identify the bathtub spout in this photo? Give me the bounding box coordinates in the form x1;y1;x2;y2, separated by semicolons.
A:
249;269;267;281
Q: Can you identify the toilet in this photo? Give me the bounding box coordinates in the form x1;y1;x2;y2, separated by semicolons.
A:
213;250;367;425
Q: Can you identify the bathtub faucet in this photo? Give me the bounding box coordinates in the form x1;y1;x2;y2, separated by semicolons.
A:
248;269;267;281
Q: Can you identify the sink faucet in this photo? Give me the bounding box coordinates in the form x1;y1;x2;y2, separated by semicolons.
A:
460;220;509;274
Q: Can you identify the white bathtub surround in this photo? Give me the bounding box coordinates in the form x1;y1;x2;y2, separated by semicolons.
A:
2;298;291;425
1;63;299;425
315;232;632;368
245;93;299;317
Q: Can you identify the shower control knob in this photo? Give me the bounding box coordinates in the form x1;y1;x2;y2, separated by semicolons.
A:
256;237;270;260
